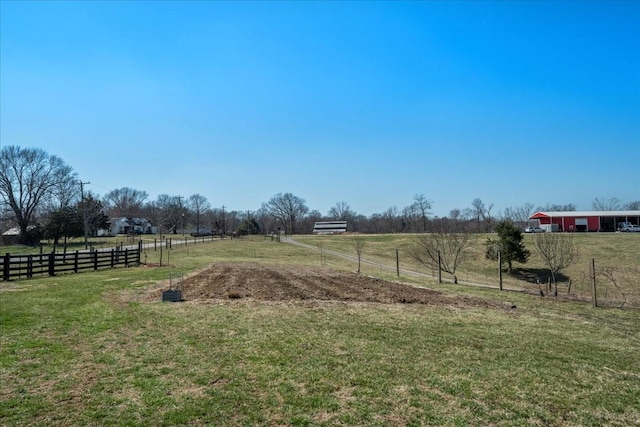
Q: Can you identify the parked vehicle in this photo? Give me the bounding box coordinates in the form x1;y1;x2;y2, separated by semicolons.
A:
525;226;545;233
619;224;640;232
617;222;633;231
540;224;560;233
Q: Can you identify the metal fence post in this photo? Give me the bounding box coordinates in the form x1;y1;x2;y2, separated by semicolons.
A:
591;258;597;308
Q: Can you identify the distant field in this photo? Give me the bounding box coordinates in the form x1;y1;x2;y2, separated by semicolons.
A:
1;237;639;426
294;232;640;309
2;232;638;307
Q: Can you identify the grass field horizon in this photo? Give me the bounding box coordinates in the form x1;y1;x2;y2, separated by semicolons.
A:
1;236;639;425
4;231;638;303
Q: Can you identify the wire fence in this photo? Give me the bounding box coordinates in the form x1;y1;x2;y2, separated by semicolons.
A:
521;262;639;309
591;264;640;309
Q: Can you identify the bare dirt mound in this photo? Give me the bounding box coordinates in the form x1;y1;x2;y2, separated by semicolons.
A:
142;263;501;309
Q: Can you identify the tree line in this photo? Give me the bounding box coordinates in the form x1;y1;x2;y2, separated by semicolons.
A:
1;146;639;245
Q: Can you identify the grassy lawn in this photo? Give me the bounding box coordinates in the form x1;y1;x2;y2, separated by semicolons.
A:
1;237;639;426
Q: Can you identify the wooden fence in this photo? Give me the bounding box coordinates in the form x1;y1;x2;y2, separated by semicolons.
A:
1;244;141;281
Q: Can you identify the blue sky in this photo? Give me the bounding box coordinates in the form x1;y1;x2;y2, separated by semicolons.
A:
1;1;639;217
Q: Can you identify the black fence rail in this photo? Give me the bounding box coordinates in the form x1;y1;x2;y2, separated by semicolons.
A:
1;246;141;281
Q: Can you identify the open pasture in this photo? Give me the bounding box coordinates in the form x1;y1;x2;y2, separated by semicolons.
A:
294;232;640;309
1;236;639;426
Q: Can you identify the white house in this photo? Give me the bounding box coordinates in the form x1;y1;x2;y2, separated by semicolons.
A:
109;217;156;235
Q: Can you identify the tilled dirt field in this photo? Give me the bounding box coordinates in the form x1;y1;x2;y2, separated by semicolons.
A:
142;263;502;309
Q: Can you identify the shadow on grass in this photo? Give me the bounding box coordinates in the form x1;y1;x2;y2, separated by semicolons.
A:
510;267;569;285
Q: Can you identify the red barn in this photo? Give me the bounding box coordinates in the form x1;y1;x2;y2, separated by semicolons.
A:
529;211;640;232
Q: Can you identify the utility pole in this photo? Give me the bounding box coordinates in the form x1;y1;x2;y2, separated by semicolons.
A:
80;181;90;249
221;205;226;238
178;196;184;235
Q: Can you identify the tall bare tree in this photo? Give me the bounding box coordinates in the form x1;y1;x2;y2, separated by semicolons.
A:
188;194;210;234
471;198;494;232
535;233;579;296
408;222;471;284
411;193;432;233
624;200;640;210
592;197;620;211
103;187;148;218
0;146;77;244
328;201;354;221
149;194;182;234
262;193;309;235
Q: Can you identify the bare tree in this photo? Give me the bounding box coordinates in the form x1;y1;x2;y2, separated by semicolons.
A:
382;206;401;233
351;234;367;274
145;202;170;265
443;209;471;233
149;194;182;234
103;187;148;218
599;266;628;309
408;223;471;284
536;203;576;212
301;209;323;234
401;205;419;232
328;201;354;221
0;146;77;244
255;207;277;236
262;192;309;235
226;209;242;236
502;203;535;228
411;193;432;233
624;200;640;210
535;233;579;296
471;198;494;232
592;197;621;211
46;177;80;211
351;214;368;233
188;194;210;234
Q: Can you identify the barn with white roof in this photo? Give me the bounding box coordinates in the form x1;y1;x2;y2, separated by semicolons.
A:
529;211;640;232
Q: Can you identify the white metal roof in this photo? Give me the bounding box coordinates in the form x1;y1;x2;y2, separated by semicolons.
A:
530;210;640;218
